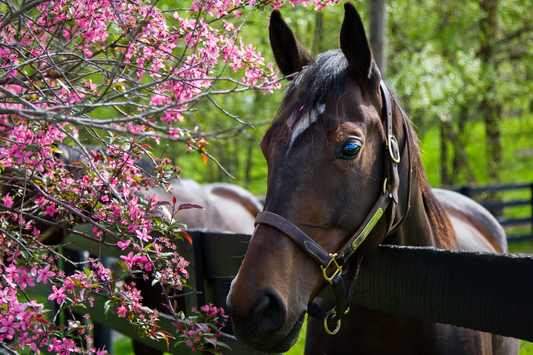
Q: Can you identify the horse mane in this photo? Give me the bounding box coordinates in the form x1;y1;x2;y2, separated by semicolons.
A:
388;89;456;249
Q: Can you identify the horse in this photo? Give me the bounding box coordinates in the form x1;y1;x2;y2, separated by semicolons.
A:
143;178;262;235
226;4;520;355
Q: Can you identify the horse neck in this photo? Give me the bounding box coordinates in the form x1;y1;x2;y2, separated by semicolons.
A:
386;170;440;248
384;107;449;249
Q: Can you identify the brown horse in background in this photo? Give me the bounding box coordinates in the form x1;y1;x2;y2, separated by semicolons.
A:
143;178;262;235
226;4;519;355
1;144;262;354
132;179;261;355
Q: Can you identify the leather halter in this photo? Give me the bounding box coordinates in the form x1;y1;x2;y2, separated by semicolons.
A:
254;80;413;335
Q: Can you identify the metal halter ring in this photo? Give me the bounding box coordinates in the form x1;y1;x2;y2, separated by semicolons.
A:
388;135;401;164
323;311;342;335
320;253;342;285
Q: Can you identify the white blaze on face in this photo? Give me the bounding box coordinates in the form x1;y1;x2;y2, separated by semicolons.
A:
287;103;326;151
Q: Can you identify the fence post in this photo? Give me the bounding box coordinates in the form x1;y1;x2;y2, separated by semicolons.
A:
460;186;472;198
530;183;533;239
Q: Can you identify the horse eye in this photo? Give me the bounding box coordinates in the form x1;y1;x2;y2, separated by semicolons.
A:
339;142;361;159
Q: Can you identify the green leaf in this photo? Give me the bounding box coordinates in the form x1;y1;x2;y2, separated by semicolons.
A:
144;243;154;250
104;300;113;318
70;277;83;288
22;144;37;152
217;341;232;350
84;268;91;277
117;261;129;272
76;161;89;170
20;250;29;259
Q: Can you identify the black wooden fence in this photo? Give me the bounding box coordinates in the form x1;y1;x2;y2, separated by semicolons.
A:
452;182;533;241
39;227;533;355
28;183;533;354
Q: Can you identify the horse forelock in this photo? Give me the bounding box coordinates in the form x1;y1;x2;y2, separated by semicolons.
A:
273;50;351;145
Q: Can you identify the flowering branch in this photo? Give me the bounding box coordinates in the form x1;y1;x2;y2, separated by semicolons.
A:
0;0;339;353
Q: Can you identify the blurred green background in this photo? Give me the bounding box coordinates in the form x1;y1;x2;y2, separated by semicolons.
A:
50;0;533;353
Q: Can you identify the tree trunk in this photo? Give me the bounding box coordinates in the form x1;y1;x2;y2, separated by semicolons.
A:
244;137;254;188
312;11;324;57
482;101;503;183
478;0;502;184
451;105;478;186
440;121;450;187
369;0;388;77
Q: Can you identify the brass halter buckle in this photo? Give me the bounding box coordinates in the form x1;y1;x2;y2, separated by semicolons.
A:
388;135;401;164
321;253;342;285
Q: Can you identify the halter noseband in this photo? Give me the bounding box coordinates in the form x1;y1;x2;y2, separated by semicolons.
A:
254;80;413;335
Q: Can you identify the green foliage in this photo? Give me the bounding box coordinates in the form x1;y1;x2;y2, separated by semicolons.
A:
420;113;533;186
159;0;533;192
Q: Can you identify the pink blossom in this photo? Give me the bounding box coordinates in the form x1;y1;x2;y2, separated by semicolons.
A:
117;239;131;250
117;305;128;317
48;285;67;305
45;203;59;216
15;270;35;290
85;79;98;93
0;315;21;339
36;265;55;284
0;0;287;351
150;94;170;105
2;193;13;208
135;228;151;242
13;148;32;164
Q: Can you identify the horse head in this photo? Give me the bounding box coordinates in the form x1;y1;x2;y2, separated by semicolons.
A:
226;3;417;352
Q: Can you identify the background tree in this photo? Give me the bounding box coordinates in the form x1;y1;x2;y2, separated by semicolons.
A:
369;0;387;76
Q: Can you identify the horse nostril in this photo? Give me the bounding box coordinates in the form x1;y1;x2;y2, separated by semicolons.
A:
254;289;287;334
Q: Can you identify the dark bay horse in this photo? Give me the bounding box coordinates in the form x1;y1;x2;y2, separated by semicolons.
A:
226;4;520;354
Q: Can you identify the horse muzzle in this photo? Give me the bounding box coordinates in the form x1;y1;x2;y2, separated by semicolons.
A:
226;283;304;352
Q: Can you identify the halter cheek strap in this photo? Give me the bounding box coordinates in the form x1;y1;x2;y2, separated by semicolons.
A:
254;80;412;335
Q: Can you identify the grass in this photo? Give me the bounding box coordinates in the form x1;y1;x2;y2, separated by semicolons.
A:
521;341;533;355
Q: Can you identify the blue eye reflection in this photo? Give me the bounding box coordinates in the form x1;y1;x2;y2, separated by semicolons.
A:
339;142;361;159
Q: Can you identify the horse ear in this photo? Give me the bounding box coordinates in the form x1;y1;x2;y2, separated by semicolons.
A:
269;10;314;79
340;3;380;84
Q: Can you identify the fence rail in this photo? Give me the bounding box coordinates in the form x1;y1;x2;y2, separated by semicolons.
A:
450;183;533;241
36;228;533;355
28;181;533;354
